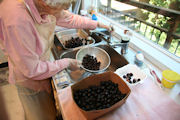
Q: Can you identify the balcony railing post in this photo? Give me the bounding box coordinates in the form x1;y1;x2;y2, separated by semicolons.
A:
144;25;148;36
156;30;161;43
164;17;179;49
150;28;155;41
175;41;180;54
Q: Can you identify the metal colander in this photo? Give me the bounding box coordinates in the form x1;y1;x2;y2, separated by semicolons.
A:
76;47;111;73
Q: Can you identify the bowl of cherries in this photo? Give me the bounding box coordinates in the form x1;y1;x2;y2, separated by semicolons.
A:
76;47;111;73
115;64;147;86
71;71;131;120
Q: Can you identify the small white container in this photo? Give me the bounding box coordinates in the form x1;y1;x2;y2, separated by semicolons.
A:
135;51;144;66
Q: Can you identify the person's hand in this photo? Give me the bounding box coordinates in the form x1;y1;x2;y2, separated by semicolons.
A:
67;58;81;71
97;22;114;32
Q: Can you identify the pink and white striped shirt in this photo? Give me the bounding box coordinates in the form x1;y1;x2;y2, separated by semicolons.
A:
0;0;98;91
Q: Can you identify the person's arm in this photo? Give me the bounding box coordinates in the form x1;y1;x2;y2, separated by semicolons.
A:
55;10;109;30
6;20;70;80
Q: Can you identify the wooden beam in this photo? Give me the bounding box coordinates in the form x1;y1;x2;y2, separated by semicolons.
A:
173;33;180;39
117;0;180;17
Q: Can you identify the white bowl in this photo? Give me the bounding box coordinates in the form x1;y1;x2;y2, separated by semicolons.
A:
115;64;147;86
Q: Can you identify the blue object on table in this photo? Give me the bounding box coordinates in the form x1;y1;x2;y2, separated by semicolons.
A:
92;14;98;21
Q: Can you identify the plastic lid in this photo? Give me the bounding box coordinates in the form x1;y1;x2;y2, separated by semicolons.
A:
136;52;144;61
137;51;142;54
122;36;130;41
162;70;180;82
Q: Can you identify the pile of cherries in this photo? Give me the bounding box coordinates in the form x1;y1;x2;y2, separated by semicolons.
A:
82;54;101;70
123;73;141;84
73;80;126;111
65;37;88;48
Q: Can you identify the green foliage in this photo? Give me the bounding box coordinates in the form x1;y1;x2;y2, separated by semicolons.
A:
140;23;147;35
175;45;180;56
142;11;170;29
154;29;161;41
145;26;154;39
149;0;170;8
176;24;180;34
168;39;178;53
140;0;180;57
158;32;167;46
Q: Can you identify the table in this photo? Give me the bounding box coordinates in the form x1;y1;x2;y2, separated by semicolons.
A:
58;75;180;120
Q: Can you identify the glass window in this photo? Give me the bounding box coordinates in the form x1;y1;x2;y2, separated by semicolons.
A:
100;0;108;6
97;0;180;57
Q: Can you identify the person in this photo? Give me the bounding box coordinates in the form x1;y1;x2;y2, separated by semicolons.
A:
0;0;111;120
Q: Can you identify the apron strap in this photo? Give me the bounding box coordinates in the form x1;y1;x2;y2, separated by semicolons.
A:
22;0;39;23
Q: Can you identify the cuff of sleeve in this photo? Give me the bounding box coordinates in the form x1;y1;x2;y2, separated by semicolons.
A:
57;58;70;70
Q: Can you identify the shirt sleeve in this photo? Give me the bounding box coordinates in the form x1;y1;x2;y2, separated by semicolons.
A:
6;21;69;80
56;10;98;30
